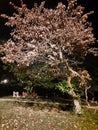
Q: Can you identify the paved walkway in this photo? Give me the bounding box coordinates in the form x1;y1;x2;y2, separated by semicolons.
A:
0;98;35;103
0;98;61;105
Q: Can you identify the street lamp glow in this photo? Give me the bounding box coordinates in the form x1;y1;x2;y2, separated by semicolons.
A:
0;79;9;84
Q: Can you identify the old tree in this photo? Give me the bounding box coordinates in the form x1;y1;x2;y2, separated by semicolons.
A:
0;0;97;114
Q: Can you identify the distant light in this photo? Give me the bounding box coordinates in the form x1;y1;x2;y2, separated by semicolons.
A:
0;79;9;84
3;79;8;84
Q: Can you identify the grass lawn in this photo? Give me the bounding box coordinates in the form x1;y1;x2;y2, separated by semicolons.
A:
0;96;98;130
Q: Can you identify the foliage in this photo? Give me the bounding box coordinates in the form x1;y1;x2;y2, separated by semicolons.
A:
57;76;90;99
57;79;70;93
24;86;33;94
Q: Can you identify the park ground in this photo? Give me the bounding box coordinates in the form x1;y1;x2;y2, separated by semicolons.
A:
0;96;98;130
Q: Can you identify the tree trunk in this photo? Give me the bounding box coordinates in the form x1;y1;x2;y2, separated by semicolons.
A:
73;98;82;114
68;88;82;114
85;86;91;106
67;77;82;114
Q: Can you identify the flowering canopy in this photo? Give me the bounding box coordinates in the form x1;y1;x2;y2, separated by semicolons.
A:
0;0;97;67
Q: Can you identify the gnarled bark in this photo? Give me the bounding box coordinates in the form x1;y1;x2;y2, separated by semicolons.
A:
67;76;82;114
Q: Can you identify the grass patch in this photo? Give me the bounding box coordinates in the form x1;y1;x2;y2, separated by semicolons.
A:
0;96;98;130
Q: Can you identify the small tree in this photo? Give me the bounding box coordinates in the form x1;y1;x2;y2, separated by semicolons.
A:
0;0;97;114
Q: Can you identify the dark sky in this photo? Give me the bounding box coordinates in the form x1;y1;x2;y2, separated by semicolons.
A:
0;0;98;40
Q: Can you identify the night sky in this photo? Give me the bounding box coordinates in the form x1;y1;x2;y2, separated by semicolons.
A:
0;0;98;41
